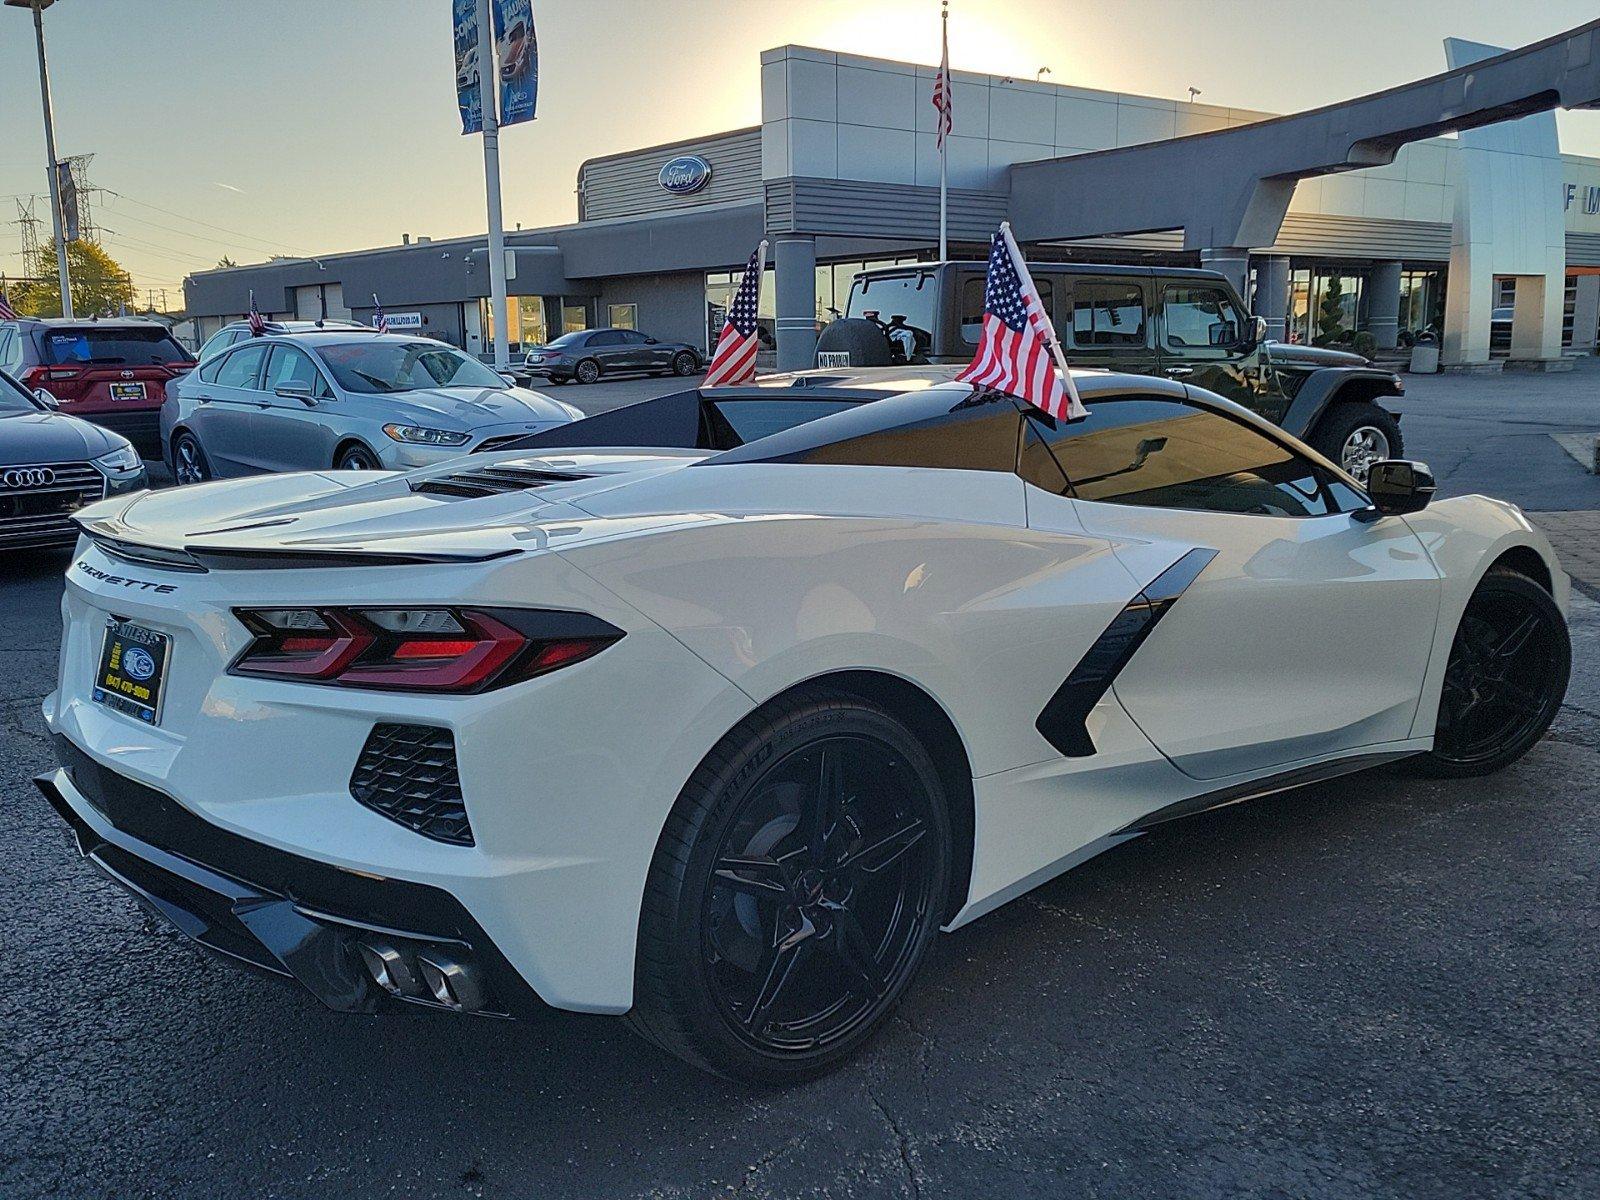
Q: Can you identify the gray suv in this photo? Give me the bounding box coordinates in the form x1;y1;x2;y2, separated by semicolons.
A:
817;262;1405;479
162;330;582;482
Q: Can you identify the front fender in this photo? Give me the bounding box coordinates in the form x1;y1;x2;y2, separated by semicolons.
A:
1401;495;1570;740
1280;368;1403;440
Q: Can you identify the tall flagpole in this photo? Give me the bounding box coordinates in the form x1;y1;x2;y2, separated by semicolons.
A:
477;0;510;371
938;0;949;262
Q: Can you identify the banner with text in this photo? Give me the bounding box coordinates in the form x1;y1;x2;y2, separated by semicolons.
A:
493;0;537;127
453;0;484;134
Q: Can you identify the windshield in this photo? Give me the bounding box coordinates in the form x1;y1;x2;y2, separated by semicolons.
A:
317;341;506;393
0;369;40;413
845;272;938;358
41;326;190;366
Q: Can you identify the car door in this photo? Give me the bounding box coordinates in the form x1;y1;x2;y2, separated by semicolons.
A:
189;342;270;474
626;329;670;370
1022;393;1440;780
256;344;337;471
1156;281;1284;423
587;330;629;372
1059;276;1159;378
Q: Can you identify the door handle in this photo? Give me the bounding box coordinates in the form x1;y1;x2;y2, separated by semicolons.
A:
1163;366;1194;378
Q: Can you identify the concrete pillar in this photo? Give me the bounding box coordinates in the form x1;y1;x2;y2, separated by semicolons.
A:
1199;247;1250;301
773;235;818;372
1368;260;1403;350
1255;255;1291;342
1570;275;1599;355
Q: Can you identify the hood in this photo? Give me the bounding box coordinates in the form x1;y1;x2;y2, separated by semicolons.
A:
1264;341;1371;369
72;448;707;563
379;385;579;427
0;408;122;465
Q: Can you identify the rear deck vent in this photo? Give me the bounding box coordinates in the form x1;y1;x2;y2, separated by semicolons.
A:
412;465;593;498
349;724;473;846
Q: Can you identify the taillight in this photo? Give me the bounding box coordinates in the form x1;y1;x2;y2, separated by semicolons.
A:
230;606;622;693
23;364;86;399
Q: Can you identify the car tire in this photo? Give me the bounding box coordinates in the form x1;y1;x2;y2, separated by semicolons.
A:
672;352;699;377
171;431;212;486
627;690;952;1083
335;444;382;471
1311;402;1403;483
574;359;601;385
1416;567;1570;778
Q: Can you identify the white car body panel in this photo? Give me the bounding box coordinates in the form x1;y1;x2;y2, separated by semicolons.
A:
41;379;1570;1015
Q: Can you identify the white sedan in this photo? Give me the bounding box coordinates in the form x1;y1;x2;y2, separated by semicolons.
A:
39;372;1570;1083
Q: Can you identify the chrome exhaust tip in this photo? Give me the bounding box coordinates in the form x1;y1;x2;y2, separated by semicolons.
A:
415;948;484;1013
357;940;420;997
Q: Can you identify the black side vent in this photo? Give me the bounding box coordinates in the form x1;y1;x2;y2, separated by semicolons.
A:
412;465;592;498
349;724;473;846
1035;548;1218;758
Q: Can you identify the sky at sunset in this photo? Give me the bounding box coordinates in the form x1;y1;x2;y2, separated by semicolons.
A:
2;0;1598;298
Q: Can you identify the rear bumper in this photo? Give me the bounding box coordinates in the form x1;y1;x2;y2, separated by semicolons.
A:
37;734;544;1019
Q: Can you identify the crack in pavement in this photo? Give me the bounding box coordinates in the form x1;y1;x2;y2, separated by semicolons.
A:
867;1089;924;1200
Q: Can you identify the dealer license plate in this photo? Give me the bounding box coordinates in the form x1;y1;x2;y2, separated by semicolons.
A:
110;382;147;401
92;618;170;725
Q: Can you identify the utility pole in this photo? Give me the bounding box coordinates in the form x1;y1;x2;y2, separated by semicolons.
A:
9;0;74;317
476;0;509;370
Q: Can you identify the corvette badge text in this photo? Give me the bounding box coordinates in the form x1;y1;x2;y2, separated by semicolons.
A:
76;561;178;594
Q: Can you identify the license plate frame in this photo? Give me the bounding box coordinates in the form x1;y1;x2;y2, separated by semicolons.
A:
110;381;147;401
92;618;171;726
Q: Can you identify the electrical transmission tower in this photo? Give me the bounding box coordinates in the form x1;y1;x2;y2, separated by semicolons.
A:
12;198;46;279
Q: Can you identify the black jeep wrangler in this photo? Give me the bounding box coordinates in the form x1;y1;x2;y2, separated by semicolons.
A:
815;262;1404;479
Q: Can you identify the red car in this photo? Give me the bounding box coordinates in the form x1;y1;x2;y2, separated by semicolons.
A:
0;317;195;457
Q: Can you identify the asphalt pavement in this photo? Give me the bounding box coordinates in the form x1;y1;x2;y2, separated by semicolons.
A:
2;366;1598;1199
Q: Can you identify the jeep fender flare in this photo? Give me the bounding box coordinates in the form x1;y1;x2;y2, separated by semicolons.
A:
1279;368;1403;441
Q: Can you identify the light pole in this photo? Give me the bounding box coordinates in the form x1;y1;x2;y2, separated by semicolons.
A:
7;0;73;317
476;0;509;370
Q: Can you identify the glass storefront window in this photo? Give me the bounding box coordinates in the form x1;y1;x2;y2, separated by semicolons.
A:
608;303;637;330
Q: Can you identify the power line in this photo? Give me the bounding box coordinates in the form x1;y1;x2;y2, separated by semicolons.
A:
99;188;315;258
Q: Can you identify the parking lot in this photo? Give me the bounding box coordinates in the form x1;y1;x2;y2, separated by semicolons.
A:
3;365;1599;1199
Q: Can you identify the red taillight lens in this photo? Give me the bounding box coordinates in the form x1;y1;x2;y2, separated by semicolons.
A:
229;607;622;693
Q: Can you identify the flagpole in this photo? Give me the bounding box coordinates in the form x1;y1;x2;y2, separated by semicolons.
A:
938;0;949;262
477;0;510;372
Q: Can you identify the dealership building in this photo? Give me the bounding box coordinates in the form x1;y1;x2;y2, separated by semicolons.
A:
184;37;1600;370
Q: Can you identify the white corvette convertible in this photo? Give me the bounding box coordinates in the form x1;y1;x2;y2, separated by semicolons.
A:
38;371;1571;1082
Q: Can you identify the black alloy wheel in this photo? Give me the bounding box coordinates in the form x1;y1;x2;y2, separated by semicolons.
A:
628;692;951;1082
336;445;381;471
574;358;601;385
673;351;698;377
1421;568;1570;776
172;432;211;485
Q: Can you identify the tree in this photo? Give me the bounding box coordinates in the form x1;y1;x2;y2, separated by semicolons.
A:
15;240;138;317
216;255;238;269
1315;275;1346;345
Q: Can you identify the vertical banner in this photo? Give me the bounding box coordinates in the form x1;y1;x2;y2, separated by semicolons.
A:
492;0;537;127
453;0;484;134
55;160;80;243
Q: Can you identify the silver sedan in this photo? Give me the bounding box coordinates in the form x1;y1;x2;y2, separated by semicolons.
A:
161;331;584;482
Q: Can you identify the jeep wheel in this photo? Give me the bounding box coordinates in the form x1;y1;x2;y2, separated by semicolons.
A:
1312;403;1403;484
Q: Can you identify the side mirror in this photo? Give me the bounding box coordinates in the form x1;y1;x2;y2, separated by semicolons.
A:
32;388;58;409
498;372;517;386
274;381;316;404
644;337;658;345
1251;315;1268;346
1358;459;1436;519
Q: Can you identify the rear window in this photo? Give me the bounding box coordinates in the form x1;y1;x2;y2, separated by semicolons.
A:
41;326;191;366
846;272;939;359
705;398;861;448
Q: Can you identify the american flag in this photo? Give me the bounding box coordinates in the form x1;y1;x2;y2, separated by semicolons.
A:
372;293;389;334
247;289;265;336
0;282;16;321
932;8;953;150
703;241;766;387
956;223;1086;420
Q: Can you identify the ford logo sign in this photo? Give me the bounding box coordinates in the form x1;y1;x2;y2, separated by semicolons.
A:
658;155;713;195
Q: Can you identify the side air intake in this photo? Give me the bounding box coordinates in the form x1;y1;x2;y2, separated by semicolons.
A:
411;464;593;498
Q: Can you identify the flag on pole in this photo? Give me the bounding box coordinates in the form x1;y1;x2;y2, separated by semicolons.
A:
372;293;389;334
956;223;1086;420
932;11;953;150
703;241;767;387
0;280;16;321
247;290;265;336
